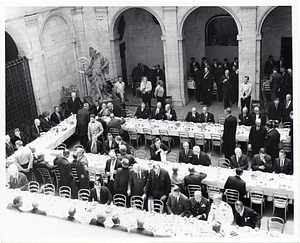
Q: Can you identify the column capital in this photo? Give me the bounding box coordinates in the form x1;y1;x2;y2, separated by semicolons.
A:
95;7;108;21
24;13;38;26
163;6;177;12
71;6;83;15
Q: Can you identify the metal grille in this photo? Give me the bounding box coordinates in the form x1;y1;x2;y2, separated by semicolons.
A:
6;56;37;133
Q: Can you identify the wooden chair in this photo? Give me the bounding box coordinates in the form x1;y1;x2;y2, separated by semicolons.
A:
109;128;120;138
126;110;135;118
53;169;61;191
37;168;53;184
71;167;79;184
273;193;289;222
134;150;147;159
153;199;164;214
88;169;97;183
211;134;223;156
59;186;71;198
28;181;39;193
159;129;174;149
130;196;144;210
128;128;141;148
78;189;90;201
206;185;221;200
187;184;202;198
249;189;265;216
113;194;127;207
217;114;226;125
224;189;240;205
267;217;285;233
218;158;230;168
44;183;55;196
282;122;291;128
166;152;178;163
194;133;207;152
73;144;83;150
55;143;67;150
178;132;190;148
143;128;155;148
281;139;292;154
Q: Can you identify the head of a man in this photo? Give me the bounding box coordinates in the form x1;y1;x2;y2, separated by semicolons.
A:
224;108;231;116
269;55;273;61
157;102;162;109
68;207;76;217
96;214;106;224
90;114;96;123
259;148;266;159
34;118;40;126
107;132;113;141
244;76;249;83
14;128;20;137
193;146;200;155
5;135;10;144
83;103;89;110
165;104;171;112
118;76;122;83
115;136;122;145
136;217;145;228
54;106;60;113
286;94;291;102
225;70;230;76
13;196;23;208
253;107;260;114
112;214;121;225
234;147;242;157
76;148;85;157
212;194;223;206
191;107;197;114
255;118;261;129
141;102;146;109
15;140;23;149
153;163;161;175
183;142;189;151
188;166;195;175
107;103;113;111
202;106;208;114
274;98;280;106
101;103;107;110
89;47;97;58
279;150;286;160
290;111;293;120
154;138;161;148
191;57;195;63
63;149;70;158
235;168;243;177
235;200;244;214
171;185;180;197
141;76;147;83
43;111;50;118
119;145;127;155
194;190;202;202
32;200;39;209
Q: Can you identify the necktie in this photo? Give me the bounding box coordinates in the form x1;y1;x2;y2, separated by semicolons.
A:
156;109;159;115
185;150;188;156
138;172;141;181
92;142;96;153
286;102;289;109
281;159;284;168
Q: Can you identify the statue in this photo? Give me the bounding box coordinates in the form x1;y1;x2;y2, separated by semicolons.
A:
85;47;110;101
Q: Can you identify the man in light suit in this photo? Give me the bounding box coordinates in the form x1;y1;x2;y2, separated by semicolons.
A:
235;201;261;230
251;148;273;173
273;150;293;175
178;142;193;164
166;185;189;216
224;168;247;201
127;163;148;198
229;148;248;170
199;106;215;123
191;146;211;166
87;114;104;141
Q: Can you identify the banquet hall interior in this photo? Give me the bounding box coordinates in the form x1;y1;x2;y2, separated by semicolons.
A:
3;4;297;240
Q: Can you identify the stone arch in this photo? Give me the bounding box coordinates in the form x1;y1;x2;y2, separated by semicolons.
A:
257;6;277;35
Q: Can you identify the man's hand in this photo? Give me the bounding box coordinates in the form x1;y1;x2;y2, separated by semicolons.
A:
160;195;167;201
127;190;131;196
248;144;252;151
141;194;147;200
259;165;265;170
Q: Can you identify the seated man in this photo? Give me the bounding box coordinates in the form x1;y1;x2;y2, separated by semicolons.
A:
7;196;23;212
166;185;189;216
28;201;47;216
50;106;64;126
5;135;15;158
150;138;170;161
90;99;101;116
90;214;106;227
185;107;200;123
207;194;234;225
229;147;248;170
224;168;247;201
103;132;117;155
107;114;126;136
130;217;154;237
178;142;193;164
268;98;283;123
238;107;251;126
111;214;128;232
65;207;81;223
30;118;42;141
89;178;112;205
235;201;260;231
250;106;267;126
199;106;215;123
164;104;177;121
85;135;104;154
107;102;125;118
187;190;210;220
183;166;207;192
7;164;28;191
11;128;27;146
40;111;52;132
273;150;293;175
134;102;150;119
150;101;165;120
117;144;136;166
251;148;273;173
191;146;211;166
114;136;130;154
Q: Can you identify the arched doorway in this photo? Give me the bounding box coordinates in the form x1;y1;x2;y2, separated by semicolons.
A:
111;7;165;95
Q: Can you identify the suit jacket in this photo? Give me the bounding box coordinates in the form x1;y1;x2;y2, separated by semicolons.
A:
75;108;90;136
193;69;203;86
89;187;112;205
236;206;261;229
221;74;231;92
40;117;52;132
282;100;293;122
67;97;83;114
112;106;125;118
238;113;251;126
270;72;282;88
72;159;89;189
264;129;280;161
85;140;104;154
117;153;136;167
213;66;225;85
191;152;211;166
107;118;125;132
268;103;283;122
113;167;130;195
30;124;41;141
150;108;165;120
183;172;207;188
50;111;64;126
147;68;157;83
190;61;200;74
248;125;267;154
199;112;215;123
222;115;237;143
135;107;150;119
130;227;154;237
90;104;101;116
131;66;143;82
273;158;293;175
128;169;148;196
203;72;213;90
187;196;210;219
251;154;273;173
9;173;28;191
250;113;267;126
112;224;128;232
145;168;171;199
104;159;122;181
149;143;169;161
87;121;104;140
54;156;74;187
224;175;247;200
185;111;200;123
6;142;15;158
230;154;248;170
11;132;27;146
103;140;118;154
164;109;177;121
178;149;193;163
114;141;130;155
29;208;47;216
166;193;189;216
89;218;104;227
264;60;275;76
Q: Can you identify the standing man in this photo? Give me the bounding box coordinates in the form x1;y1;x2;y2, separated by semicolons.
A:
67;91;83;115
127;163;149;198
239;76;252;113
264;55;275;77
140;76;152;111
265;121;280;164
268;98;283;123
221;70;231;108
87;114;104;141
202;67;213;106
75;103;90;147
222;108;237;160
230;65;239;105
224;168;247;201
193;66;203;103
269;66;282;102
114;158;130;201
190;57;200;75
235;201;260;230
282;94;293;123
105;151;121;195
214;62;225;102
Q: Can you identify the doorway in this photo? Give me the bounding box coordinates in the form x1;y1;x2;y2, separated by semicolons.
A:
281;37;292;69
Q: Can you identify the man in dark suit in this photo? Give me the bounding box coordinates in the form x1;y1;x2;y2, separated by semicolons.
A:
270;66;282;102
202;67;213;106
191;146;211;166
238;107;251;126
28;201;47;216
164;104;177;121
224;168;247;201
213;62;225;102
222;108;237;160
145;163;171;201
54;149;74;188
185;107;200;123
229;57;239;70
150;101;165;120
131;63;143;96
128;163;149;198
178;142;193;163
193;66;203;102
5;135;15;158
130;217;154;237
50;106;64;126
89;214;105;227
111;215;128;232
279;68;290;102
190;57;200;75
75;103;90;147
90;100;101;116
40;111;52;132
65;208;81;223
265;121;280;164
114;136;130;155
7;196;23;212
268;98;283;123
230;65;239;105
183;166;207;192
107;102;125;118
187;190;210;220
113;159;130;198
282;94;293;123
235;201;261;230
89;179;112;204
72;148;89;191
85;136;104;154
107;114;126;137
103;133;118;154
105;151;122;195
248;118;267;155
150;138;170;161
264;55;275;77
221;70;231;108
210;59;218;76
230;148;248;170
67;92;83;114
11;128;27;146
250;106;267;126
134;102;150;119
117;145;136;166
275;56;285;72
147;65;157;95
273;150;293;175
166;185;189;216
199;106;215;123
30;118;42;141
251;148;273;173
223;58;229;70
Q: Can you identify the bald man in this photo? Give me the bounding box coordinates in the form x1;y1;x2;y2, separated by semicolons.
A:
199;107;215;123
28;201;46;216
75;103;90;147
229;148;248;170
185;107;200;123
30;118;42;141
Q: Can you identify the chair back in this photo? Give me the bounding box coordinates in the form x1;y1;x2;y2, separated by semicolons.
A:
273;193;288;209
281;139;292;153
113;194;127;207
71;167;79;183
224;189;240;205
143;128;154;140
59;186;71;198
44;183;55;196
28;181;39;193
134;150;147;159
178;132;190;145
206;185;221;200
217;114;226;125
282;122;291;128
78;189;90;201
249;190;264;204
109;128;120;137
37;168;53;184
128;128;139;139
88;169;97;182
166;152;178;163
187;184;202;198
218;158;230;168
211;134;222;146
194;133;206;146
159;129;169;141
55;143;67;150
153;199;164;214
126;110;135;118
130;196;144;210
267;217;285;233
53;169;61;189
